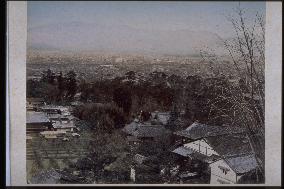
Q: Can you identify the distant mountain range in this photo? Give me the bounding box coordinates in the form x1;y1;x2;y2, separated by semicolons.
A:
28;22;225;56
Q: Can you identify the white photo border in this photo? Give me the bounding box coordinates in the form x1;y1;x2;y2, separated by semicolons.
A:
7;1;282;186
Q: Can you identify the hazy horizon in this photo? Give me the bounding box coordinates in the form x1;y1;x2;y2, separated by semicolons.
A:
27;1;265;56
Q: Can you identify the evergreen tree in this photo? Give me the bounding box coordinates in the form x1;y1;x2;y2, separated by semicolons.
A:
113;87;132;115
167;103;180;130
65;71;77;100
41;69;56;85
56;71;65;100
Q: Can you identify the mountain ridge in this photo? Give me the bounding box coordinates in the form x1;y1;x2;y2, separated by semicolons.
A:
28;22;225;56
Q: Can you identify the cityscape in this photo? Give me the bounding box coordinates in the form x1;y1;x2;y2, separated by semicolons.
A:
26;1;265;184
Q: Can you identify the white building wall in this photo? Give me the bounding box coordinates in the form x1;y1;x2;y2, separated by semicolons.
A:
184;139;219;156
236;175;243;182
130;167;136;182
209;159;237;184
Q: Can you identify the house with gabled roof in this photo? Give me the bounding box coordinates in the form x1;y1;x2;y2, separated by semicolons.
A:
209;153;258;184
171;121;259;184
174;121;246;141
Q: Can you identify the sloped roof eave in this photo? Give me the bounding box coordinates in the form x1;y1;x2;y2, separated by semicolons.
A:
223;154;259;175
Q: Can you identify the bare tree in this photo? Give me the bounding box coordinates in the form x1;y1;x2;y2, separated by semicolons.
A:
201;4;265;180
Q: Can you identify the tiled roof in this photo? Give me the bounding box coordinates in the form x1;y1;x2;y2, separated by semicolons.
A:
204;134;252;157
48;114;74;121
174;133;252;160
47;114;64;119
26;111;50;124
172;146;194;157
173;122;259;174
225;154;258;174
122;121;170;138
174;122;245;140
172;146;220;163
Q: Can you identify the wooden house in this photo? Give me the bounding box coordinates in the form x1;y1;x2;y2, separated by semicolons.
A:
209;154;258;184
171;122;259;184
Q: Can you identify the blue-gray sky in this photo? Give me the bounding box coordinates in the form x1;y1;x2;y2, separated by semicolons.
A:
28;1;265;55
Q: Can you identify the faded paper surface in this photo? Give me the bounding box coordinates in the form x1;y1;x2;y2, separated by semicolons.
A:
8;1;282;186
8;1;27;186
264;1;282;186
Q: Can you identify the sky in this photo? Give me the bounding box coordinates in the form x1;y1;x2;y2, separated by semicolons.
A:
27;1;266;55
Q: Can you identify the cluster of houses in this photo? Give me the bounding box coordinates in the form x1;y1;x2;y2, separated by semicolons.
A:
26;97;261;184
26;98;79;140
122;111;260;184
122;111;172;183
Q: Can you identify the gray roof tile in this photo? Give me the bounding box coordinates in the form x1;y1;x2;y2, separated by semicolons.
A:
122;121;170;138
172;146;194;157
175;122;245;140
225;154;258;174
204;134;252;157
26;111;50;124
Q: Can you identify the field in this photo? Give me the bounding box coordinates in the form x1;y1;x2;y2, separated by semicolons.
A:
26;123;93;181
